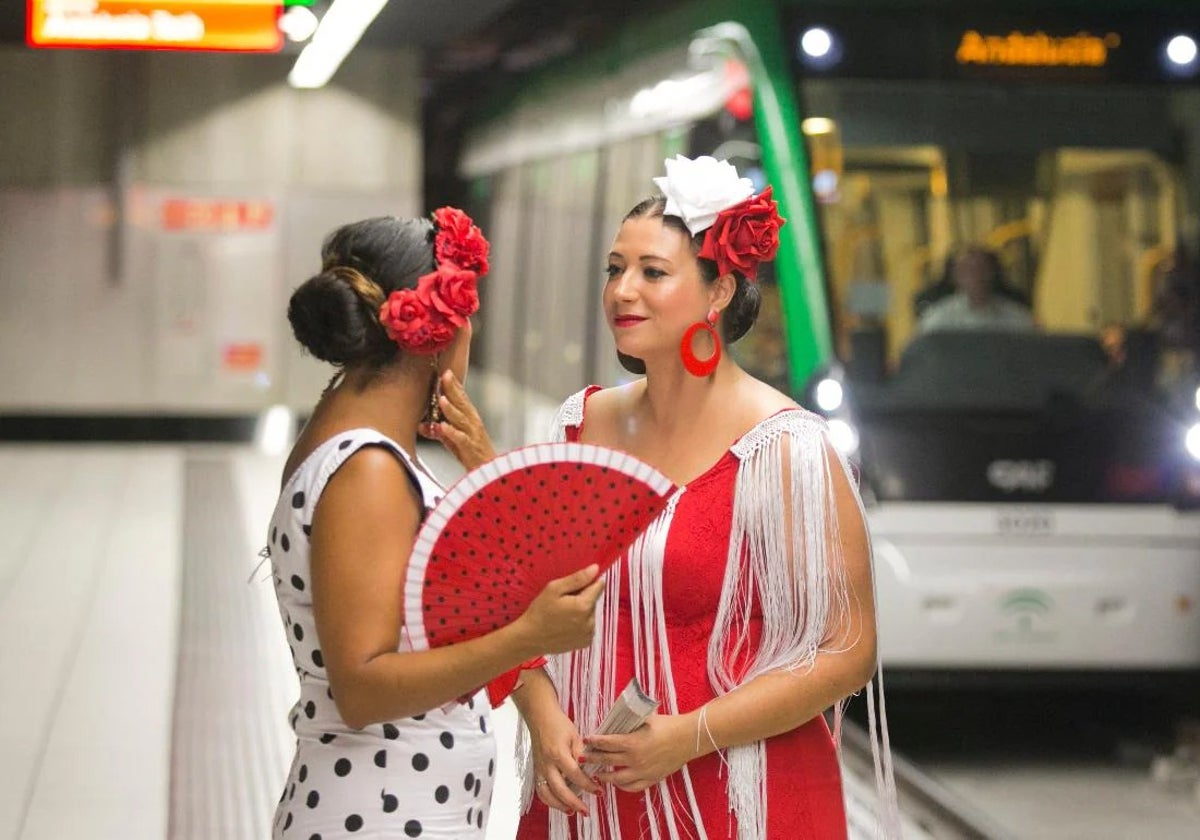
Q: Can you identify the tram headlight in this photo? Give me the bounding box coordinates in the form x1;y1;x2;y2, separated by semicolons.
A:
814;377;844;412
1186;423;1200;462
828;418;859;456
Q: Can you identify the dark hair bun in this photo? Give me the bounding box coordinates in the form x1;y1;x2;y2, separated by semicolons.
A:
722;277;761;343
288;270;389;366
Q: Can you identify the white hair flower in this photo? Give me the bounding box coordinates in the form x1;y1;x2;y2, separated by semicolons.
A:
652;155;756;235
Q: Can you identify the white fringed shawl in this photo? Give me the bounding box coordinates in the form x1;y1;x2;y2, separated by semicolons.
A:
517;389;900;840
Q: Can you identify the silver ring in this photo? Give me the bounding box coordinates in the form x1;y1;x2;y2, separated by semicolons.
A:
535;777;548;786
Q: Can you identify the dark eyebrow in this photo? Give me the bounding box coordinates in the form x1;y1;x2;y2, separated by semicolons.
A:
607;251;673;267
639;254;673;266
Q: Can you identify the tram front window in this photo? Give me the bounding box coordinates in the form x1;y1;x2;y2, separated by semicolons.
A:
802;80;1200;504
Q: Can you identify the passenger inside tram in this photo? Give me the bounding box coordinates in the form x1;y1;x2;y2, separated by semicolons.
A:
818;144;1193;406
915;245;1034;333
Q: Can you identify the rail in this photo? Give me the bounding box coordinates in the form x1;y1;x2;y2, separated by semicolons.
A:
840;720;1017;840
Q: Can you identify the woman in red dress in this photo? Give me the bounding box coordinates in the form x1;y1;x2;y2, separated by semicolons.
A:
512;156;897;839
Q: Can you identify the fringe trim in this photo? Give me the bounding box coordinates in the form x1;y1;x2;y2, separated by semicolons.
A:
522;401;900;839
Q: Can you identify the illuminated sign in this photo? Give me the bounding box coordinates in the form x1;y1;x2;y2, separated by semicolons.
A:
955;29;1121;68
162;198;274;230
27;1;286;52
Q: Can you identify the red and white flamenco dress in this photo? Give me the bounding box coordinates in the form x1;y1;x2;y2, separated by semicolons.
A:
517;387;898;840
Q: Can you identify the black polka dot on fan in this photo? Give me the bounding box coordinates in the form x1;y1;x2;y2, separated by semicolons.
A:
477;810;483;828
303;701;315;719
335;758;352;777
464;772;474;792
292;491;305;508
290;574;304;590
382;723;399;740
473;778;481;797
404;820;423;837
298;764;308;782
281;533;291;552
345;814;363;832
312;649;324;668
283;813;293;830
320;733;336;744
302;524;312;538
440;732;454;749
306;790;319;808
374;749;387;768
412;753;429;771
435;785;449;804
488;758;494;776
339;439;352;450
293;624;304;641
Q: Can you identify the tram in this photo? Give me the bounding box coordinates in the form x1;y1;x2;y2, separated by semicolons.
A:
456;0;1200;680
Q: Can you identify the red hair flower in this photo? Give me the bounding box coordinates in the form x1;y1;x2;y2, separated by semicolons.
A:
433;206;490;276
379;287;455;355
417;266;479;328
697;186;786;281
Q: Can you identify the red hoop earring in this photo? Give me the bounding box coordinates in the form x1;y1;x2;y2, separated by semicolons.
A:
680;308;721;377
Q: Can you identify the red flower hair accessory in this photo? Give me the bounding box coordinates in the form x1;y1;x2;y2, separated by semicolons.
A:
696;186;786;281
378;206;490;355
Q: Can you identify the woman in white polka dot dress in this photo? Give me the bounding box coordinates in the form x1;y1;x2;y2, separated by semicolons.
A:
268;212;605;839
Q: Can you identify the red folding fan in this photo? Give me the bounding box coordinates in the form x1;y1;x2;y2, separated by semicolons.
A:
403;442;677;650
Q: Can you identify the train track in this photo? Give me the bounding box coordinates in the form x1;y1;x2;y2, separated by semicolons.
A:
840;721;1016;840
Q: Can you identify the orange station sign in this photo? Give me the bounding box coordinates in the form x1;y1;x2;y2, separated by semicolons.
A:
27;0;284;52
161;197;275;230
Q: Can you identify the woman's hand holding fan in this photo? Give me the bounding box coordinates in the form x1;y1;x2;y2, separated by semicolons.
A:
508;563;606;656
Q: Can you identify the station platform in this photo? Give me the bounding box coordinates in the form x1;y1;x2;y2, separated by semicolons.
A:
2;440;1192;839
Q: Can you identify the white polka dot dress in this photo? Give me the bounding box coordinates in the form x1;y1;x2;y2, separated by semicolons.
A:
268;429;495;839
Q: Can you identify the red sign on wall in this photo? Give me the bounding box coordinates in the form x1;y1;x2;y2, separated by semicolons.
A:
161;198;274;231
27;1;284;53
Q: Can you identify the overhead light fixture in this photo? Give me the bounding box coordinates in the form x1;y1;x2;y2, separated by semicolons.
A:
1166;34;1198;67
280;5;320;43
288;0;389;89
798;25;842;70
800;27;833;59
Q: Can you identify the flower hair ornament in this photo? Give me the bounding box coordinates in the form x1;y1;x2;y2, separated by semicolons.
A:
652;155;786;375
378;207;490;356
653;154;785;281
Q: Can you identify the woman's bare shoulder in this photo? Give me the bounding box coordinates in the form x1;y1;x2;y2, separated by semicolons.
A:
739;376;800;419
578;380;642;442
